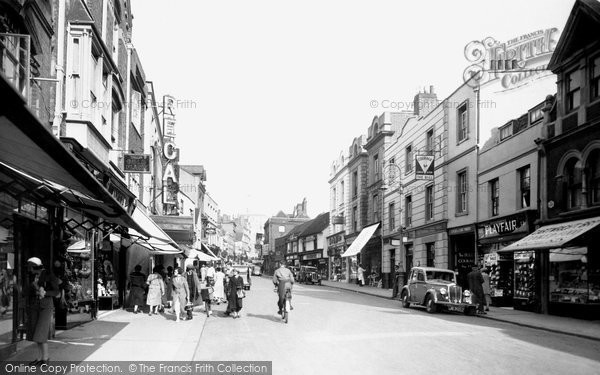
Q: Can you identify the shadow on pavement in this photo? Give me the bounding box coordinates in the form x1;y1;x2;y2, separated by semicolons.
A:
244;313;283;323
7;320;130;362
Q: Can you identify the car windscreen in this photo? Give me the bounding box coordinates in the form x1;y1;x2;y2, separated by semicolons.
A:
425;271;454;282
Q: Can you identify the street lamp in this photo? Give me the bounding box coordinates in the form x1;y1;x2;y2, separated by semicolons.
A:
381;161;402;288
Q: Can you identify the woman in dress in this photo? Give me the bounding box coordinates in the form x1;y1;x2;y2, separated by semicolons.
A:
127;265;146;314
357;264;366;287
171;267;190;322
146;266;165;315
213;267;226;304
226;269;244;318
26;257;60;365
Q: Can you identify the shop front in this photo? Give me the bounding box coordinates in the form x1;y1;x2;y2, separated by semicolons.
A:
299;250;328;280
285;253;299;267
477;211;536;307
448;225;476;289
500;216;600;319
327;231;345;281
341;223;380;284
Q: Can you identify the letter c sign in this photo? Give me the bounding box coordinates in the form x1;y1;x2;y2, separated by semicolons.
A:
163;141;178;160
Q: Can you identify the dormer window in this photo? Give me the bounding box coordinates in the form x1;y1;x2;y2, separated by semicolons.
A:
566;69;581;112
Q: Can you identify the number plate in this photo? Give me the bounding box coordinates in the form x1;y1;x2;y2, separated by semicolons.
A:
447;305;464;312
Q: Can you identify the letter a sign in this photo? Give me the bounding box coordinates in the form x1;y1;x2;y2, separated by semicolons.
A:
415;155;434;180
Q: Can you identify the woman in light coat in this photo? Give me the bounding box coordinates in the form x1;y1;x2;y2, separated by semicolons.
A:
213;267;226;304
146;266;165;315
357;264;366;287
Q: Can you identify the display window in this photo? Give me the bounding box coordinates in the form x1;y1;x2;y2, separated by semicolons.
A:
549;247;599;304
481;243;514;302
514;251;536;301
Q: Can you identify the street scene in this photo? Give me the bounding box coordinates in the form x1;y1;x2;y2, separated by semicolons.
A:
1;0;600;374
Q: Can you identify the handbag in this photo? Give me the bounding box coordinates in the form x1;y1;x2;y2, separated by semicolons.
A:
236;290;245;299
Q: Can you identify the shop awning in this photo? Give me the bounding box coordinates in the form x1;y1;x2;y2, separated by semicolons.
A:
137;239;182;254
184;246;218;262
341;223;380;258
202;243;219;259
549;247;587;263
129;204;176;245
0;76;148;236
499;217;600;252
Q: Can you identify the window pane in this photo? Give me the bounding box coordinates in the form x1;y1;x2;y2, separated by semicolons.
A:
594;56;600;78
568;70;581;89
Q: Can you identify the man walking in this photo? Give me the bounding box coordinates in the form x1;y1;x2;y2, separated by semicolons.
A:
467;265;485;314
391;265;401;299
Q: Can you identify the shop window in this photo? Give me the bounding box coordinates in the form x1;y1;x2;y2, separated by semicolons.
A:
565;158;582;210
425;185;434;220
588;151;600;206
566;69;581;112
405;195;412;227
549;247;597;304
592;55;600;101
490;179;499;216
426;243;435;267
519;166;531;208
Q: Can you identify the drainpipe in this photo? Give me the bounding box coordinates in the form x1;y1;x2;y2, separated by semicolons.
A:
52;0;66;136
474;86;481;265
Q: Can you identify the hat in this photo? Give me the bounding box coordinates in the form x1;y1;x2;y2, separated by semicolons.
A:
27;257;43;267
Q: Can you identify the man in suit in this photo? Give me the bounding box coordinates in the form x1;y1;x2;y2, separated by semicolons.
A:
391;265;401;299
467;265;485;314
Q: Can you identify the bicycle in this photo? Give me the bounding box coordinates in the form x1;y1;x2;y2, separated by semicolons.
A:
282;289;292;323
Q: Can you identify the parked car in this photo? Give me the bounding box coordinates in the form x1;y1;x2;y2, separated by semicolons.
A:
298;266;322;285
232;265;251;290
252;265;262;276
400;267;476;315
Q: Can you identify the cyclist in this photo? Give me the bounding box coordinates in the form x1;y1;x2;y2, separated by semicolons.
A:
272;260;295;316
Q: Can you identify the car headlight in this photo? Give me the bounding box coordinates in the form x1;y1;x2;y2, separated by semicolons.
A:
463;290;471;297
439;288;447;295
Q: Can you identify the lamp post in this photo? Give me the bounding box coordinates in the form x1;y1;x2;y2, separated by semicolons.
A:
381;162;402;288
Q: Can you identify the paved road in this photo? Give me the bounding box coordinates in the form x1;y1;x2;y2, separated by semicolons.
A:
7;276;600;375
196;277;600;374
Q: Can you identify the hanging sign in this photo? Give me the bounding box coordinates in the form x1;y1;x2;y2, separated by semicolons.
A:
123;154;150;173
415;155;434;180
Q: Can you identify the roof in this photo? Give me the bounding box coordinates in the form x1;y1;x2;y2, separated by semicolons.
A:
548;0;600;71
298;212;330;237
179;165;206;177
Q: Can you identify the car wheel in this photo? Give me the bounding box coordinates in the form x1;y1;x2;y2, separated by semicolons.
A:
425;295;437;314
465;306;476;316
401;291;410;308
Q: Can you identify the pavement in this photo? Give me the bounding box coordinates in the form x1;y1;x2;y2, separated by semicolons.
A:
320;279;600;341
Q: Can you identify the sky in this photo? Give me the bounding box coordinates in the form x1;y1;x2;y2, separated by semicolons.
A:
131;0;574;218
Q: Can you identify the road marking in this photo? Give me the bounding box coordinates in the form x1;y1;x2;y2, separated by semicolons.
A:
307;331;471;343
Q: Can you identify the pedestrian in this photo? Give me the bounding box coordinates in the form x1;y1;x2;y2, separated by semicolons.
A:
226;269;244;318
171;267;190;322
481;267;492;312
0;269;10;315
391;264;401;299
206;262;216;286
199;279;213;316
467;265;485;314
146;266;165;315
357;264;366;287
200;263;208;283
164;266;173;311
26;257;60;365
127;265;146;314
213;267;226;304
185;265;201;306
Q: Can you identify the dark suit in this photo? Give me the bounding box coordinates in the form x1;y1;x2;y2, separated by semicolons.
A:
392;269;401;298
467;269;485;312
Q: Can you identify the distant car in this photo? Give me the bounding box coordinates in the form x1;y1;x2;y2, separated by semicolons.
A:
298;266;322;285
400;267;476;315
232;265;251;290
252;265;262;276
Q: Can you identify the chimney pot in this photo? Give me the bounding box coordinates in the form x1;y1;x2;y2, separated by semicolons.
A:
430;85;434;94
